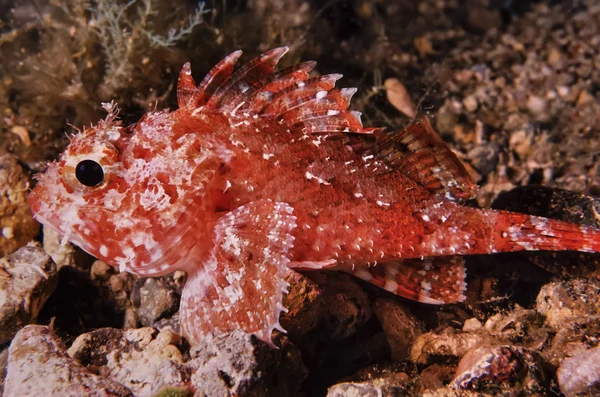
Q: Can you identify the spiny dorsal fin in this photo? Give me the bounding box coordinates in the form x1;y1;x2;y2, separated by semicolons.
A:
177;50;242;110
178;49;374;135
207;47;289;110
367;118;478;202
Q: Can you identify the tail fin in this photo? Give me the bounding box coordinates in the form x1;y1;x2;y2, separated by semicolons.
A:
493;211;600;253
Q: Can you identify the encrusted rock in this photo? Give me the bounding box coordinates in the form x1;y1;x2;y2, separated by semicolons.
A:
4;325;133;397
327;363;412;397
483;307;550;350
373;298;424;361
189;330;307;397
451;345;547;395
557;345;600;397
68;327;184;397
410;327;496;365
0;242;57;344
327;379;408;397
536;279;600;330
0;153;40;257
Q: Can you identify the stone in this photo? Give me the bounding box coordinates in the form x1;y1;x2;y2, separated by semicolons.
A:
557;345;600;397
0;242;57;344
0;153;40;257
68;327;184;397
4;325;133;397
189;330;307;397
132;277;179;326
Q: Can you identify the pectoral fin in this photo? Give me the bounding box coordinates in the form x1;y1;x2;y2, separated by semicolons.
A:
180;200;297;347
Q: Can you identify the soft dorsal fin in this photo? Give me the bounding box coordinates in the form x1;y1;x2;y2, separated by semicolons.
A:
367;118;478;202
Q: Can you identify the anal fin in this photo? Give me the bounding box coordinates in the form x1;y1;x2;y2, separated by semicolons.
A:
347;256;467;304
180;200;297;347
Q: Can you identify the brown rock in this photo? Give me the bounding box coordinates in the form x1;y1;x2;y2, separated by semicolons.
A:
373;298;424;361
0;153;40;257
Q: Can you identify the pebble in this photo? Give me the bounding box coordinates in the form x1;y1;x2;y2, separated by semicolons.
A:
557;345;600;397
4;325;133;397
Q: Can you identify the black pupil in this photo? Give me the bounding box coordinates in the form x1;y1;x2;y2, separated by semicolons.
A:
75;160;104;187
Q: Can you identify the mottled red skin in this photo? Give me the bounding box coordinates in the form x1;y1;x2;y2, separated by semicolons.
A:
28;48;600;346
173;111;494;264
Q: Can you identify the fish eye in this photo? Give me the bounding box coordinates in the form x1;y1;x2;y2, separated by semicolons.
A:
75;160;105;187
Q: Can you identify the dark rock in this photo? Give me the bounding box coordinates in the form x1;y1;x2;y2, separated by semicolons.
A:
0;242;57;344
37;266;130;339
280;270;322;340
316;272;372;341
418;364;456;394
373;298;424;361
4;325;133;397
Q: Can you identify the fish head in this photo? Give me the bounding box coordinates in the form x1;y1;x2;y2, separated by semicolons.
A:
29;101;217;275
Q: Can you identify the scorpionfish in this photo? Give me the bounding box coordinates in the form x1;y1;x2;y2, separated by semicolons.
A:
28;47;600;346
